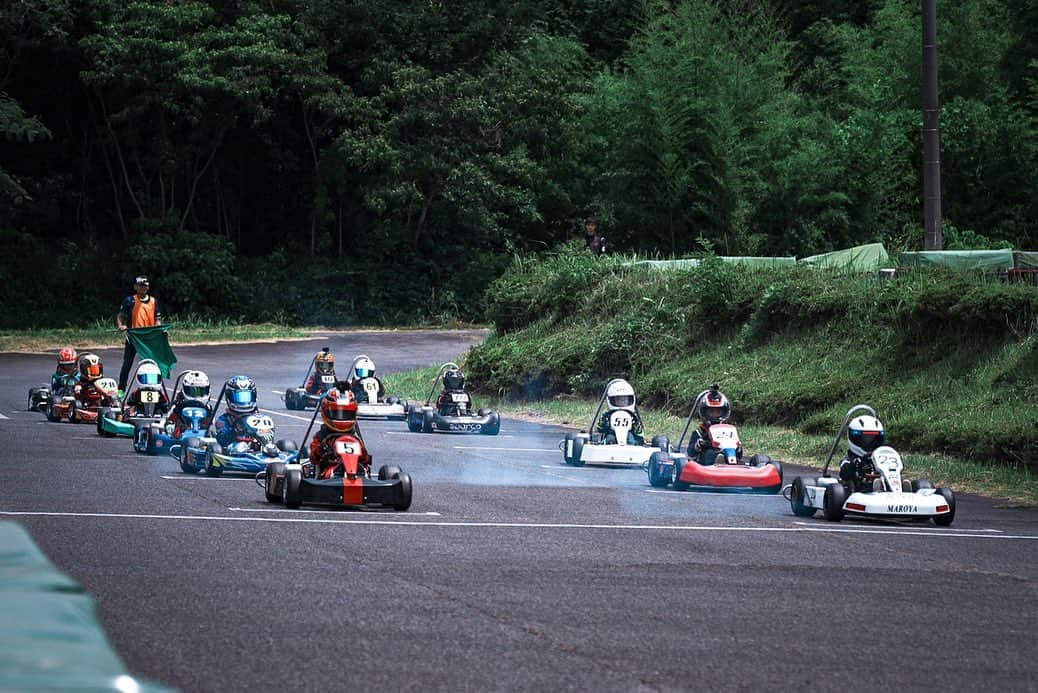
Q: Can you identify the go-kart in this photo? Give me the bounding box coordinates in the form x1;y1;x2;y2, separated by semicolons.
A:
561;379;669;467
46;377;120;424
96;360;170;438
262;393;412;510
173;414;299;476
785;405;955;525
283;347;337;410
131;371;214;456
27;384;54;412
406;362;500;435
645;389;783;492
349;354;408;420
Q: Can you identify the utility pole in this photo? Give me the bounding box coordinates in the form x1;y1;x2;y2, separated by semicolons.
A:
922;0;943;250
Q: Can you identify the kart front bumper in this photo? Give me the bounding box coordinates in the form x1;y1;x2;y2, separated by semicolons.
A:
356;401;408;420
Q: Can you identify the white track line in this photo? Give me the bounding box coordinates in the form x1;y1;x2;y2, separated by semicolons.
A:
0;412;11;419
457;446;557;452
160;476;253;481
228;507;441;516
259;408;314;423
271;390;285;395
793;520;1002;533
1;510;1035;540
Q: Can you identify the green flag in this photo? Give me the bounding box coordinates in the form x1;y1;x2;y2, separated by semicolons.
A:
127;325;177;378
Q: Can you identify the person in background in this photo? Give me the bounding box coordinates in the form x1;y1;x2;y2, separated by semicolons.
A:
116;276;162;394
584;215;606;255
51;347;80;397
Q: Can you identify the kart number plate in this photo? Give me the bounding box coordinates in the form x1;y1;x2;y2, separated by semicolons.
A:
451;393;469;403
449;423;481;432
363;379;379;392
140;390;161;404
335;441;360;455
320;375;335;384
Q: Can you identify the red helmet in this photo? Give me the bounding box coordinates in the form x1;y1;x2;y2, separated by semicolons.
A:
320;388;357;433
79;353;103;381
58;347;78;374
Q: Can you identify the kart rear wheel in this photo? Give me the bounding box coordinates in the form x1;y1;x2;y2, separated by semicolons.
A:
673;460;690;491
393;471;413;511
650;435;670;453
912;479;935;491
647;453;672;488
421;408;434;434
283;468;302;508
66;400;76;423
749;453;770;467
181;437;203;474
790;477;816;517
822;482;846;522
407;407;423;433
933;487;956;526
378;465;402;481
46;400;59;422
481;412;501;436
204;443;224;477
566;435;585;467
276;439;297;453
265;462;286;503
133;425;149;454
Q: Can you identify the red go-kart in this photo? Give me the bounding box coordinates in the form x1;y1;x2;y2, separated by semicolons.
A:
262;433;412;511
47;377;120;424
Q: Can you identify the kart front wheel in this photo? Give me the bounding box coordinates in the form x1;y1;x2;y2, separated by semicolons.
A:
378;465;402;481
565;435;585;467
647;453;672;488
672;460;690;491
421;409;434;434
822;482;846;522
283;468;302;508
393;471;413;511
265;462;286;503
46;400;59;422
204;444;224;477
933;487;956;526
407;408;423;433
181;437;203;474
481;412;501;436
790;477;816;517
66;400;77;423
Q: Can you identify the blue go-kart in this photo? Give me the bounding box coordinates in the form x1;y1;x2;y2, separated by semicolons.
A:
172;412;299;476
132;371;213;456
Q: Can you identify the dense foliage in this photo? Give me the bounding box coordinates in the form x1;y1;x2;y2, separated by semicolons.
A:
2;0;1037;326
470;247;1038;466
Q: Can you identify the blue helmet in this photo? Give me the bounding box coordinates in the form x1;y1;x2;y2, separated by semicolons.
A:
225;375;257;414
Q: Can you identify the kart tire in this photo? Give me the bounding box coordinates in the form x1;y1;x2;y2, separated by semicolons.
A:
28;388;42;411
766;458;784;493
66;400;76;423
181;437;203;474
673;460;690;491
421;408;434;434
393;471;413;511
265;462;286;503
822;482;846;522
477;407;489;416
407;407;423;433
378;465;403;481
204;443;224;477
749;453;770;467
283;467;302;509
790;477;816;517
276;439;297;453
912;479;935;491
387;396;399;405
482;412;501;436
647;453;672;488
46;400;59;422
933;487;956;526
650;435;670;453
284;390;296;411
133;424;149;454
566;435;585;467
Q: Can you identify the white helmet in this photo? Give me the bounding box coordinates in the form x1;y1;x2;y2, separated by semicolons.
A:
136;360;163;389
354;356;376;380
606;379;636;412
848;415;885;457
182;371;210;400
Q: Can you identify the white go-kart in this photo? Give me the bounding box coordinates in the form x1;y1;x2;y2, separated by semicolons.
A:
350;355;408;420
786;405;955;525
561;379;669;467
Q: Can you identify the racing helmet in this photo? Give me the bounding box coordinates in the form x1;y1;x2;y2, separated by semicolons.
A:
58;347;78;374
699;388;731;425
443;368;465;391
321;388;358;433
848;415;885;458
136;360;163;389
606;379;636;411
182;371;210;400
354;356;376;380
315;350;335;376
224;375;258;414
79;353;103;381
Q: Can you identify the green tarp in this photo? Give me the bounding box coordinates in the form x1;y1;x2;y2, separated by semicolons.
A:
127;325;177;378
798;243;891;271
898;249;1015;271
1014;251;1038;270
0;521;169;691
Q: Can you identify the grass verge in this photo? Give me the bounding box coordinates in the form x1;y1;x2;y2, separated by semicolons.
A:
384;365;1038;507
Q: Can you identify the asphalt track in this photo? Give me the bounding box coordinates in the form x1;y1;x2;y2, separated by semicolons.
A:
2;329;1037;692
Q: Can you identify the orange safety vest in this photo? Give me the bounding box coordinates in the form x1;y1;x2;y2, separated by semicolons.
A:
130;296;158;328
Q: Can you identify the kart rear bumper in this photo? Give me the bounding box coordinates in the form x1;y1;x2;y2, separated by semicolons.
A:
430;412;495;433
357;402;408;420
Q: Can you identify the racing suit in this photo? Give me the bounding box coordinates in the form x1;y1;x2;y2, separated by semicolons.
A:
167;398;212;438
595;408;645;446
839;453;878;493
436;388;471;416
349;376;385;403
305;370;337;396
51;372;79;397
123;388;170;417
213;412;257;449
308;425;372;479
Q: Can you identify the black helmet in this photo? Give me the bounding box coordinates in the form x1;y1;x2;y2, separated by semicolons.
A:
444;368;465;391
699;387;730;425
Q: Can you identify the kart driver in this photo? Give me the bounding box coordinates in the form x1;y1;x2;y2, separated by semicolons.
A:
686;384;740;464
213;375;260;448
436;367;471;416
305;349;337;396
595;379;645;445
123;360;170;416
839;415;886;492
51;347;80;397
309;388;371;479
168;370;212;437
73;353;108;403
347;355;385;402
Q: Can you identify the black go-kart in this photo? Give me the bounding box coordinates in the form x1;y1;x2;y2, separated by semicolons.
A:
406;362;500;435
28;384;53;412
283;347;337;411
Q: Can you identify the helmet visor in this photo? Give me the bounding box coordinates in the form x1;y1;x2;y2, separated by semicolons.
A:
609;394;634;408
86;364;102;379
184;384;209;398
327;407;356;422
851;429;884;451
138;371;160;386
230;390;255;406
355;367;373;378
316;361;334;375
704;405;727;420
